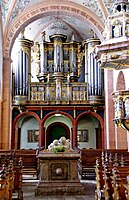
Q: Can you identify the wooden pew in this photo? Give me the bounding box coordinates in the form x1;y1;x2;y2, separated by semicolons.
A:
13;164;23;200
0;164;14;200
0;153;23;200
95;152;129;200
15;149;38;178
0;149;38;179
0;174;7;200
79;149;129;180
124;175;129;199
95;158;104;200
111;167;128;200
79;149;102;179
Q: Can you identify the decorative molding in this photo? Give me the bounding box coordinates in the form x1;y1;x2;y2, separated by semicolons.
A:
4;3;104;57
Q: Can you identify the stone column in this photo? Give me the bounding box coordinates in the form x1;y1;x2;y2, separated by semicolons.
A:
72;120;77;148
0;99;2;149
2;57;12;149
39;125;45;149
105;69;115;148
0;5;3;149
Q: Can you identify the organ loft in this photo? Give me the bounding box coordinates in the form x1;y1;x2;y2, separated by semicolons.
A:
12;29;104;150
2;0;129;199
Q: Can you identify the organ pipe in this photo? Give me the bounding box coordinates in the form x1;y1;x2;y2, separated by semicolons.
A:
84;38;103;101
14;30;33;103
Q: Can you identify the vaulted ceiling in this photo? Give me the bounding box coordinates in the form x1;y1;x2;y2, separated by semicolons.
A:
1;0;114;44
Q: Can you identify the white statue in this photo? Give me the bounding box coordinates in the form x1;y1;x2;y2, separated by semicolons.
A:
59;136;66;145
114;20;122;37
48;139;59;151
48;137;71;151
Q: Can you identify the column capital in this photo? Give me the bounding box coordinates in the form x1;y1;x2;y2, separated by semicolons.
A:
3;57;12;64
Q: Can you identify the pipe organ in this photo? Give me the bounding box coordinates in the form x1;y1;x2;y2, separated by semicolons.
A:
84;38;104;104
37;33;79;82
12;31;104;107
13;30;33;105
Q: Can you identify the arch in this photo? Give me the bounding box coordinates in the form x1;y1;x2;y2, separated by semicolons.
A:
46;122;70;148
76;111;104;148
13;111;41;127
12;111;41;148
3;1;104;57
41;110;74;127
116;71;125;90
40;110;74;148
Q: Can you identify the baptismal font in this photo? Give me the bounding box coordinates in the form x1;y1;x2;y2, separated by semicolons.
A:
35;137;84;196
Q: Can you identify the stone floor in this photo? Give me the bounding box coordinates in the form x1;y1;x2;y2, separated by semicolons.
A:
21;175;96;200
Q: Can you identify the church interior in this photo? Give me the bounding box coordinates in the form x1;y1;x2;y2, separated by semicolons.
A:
1;0;129;199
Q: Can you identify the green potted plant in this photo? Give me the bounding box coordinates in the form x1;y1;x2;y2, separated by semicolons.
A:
53;145;65;153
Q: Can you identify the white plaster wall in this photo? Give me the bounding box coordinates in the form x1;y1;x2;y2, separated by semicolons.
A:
20;117;39;149
77;116;98;149
45;115;72;129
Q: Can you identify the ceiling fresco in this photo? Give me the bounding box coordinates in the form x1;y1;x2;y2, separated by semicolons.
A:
1;0;115;45
1;0;114;23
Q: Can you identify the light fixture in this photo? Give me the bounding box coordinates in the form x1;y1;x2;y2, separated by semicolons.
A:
55;113;61;117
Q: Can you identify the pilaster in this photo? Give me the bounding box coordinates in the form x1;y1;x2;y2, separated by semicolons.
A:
1;57;12;149
105;69;115;148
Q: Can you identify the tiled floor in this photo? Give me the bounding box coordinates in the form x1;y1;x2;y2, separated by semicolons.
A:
22;176;96;200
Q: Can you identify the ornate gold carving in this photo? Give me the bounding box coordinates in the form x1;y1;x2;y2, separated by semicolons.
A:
110;54;119;59
54;40;63;47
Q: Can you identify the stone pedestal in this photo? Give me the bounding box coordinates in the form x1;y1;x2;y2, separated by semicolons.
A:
35;151;85;196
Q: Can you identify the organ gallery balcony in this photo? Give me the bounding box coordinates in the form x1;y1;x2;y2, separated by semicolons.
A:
12;81;105;107
29;82;88;105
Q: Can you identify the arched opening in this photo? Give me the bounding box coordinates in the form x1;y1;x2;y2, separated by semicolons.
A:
77;114;102;149
43;112;72;149
5;1;104;57
76;111;104;149
12;111;41;149
46;122;70;148
3;1;104;149
14;115;39;149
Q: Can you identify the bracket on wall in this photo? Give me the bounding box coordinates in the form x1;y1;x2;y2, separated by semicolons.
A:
18;105;24;113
